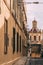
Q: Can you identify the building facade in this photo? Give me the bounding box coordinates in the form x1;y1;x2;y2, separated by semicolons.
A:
29;20;42;58
0;0;27;64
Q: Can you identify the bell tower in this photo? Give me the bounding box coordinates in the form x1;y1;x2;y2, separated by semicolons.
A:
32;20;37;29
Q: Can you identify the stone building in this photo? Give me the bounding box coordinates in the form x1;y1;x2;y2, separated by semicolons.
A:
29;20;42;58
0;0;27;65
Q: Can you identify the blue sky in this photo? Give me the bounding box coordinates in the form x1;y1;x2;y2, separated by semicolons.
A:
24;0;43;29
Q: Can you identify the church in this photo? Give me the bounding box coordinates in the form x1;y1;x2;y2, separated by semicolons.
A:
29;19;42;58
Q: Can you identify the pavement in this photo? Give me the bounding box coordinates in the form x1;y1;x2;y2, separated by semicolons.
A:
1;57;21;65
2;56;43;65
12;56;28;65
24;58;43;65
25;57;30;65
1;56;29;65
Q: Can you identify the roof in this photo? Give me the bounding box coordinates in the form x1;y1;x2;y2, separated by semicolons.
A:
32;19;37;23
29;28;41;33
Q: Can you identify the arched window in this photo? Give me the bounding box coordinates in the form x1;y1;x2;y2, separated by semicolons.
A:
34;36;36;41
13;28;15;54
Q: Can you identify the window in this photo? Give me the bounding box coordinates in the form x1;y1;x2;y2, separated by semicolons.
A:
39;36;40;41
4;18;9;54
30;36;31;40
20;36;21;52
34;36;36;41
17;32;19;52
12;28;15;54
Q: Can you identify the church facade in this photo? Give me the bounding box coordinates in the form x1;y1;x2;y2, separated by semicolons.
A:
29;20;42;58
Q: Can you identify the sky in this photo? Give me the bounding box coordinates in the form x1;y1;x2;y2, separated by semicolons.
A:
24;0;43;30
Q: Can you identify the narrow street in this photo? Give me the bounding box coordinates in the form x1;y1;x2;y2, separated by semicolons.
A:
12;57;43;65
0;0;43;65
12;56;28;65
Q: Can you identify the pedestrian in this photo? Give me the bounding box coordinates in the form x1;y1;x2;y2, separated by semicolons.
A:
28;50;30;58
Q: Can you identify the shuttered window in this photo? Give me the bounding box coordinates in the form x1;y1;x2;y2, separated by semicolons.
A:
20;36;21;52
34;36;36;41
13;28;15;54
17;32;19;52
4;18;9;54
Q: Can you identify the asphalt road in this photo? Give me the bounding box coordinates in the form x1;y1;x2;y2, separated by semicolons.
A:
12;57;43;65
25;58;43;65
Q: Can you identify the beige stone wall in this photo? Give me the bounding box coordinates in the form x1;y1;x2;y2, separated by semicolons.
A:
29;32;41;57
0;0;27;64
0;13;27;64
0;15;19;64
29;32;41;44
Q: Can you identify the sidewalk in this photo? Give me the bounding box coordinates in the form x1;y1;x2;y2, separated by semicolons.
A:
1;56;27;65
1;57;21;65
12;56;27;65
